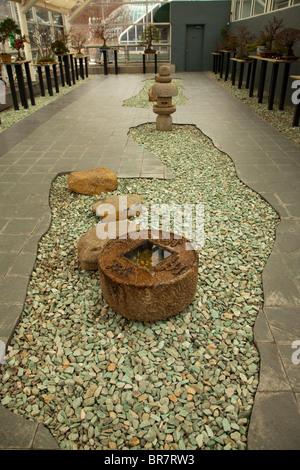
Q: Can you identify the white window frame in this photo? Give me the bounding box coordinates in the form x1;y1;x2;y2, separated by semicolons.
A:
231;0;296;20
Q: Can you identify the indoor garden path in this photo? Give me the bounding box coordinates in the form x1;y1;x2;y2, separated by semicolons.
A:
0;72;299;450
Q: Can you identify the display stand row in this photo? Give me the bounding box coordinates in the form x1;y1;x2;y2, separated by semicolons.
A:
143;52;159;74
1;53;89;111
101;48;118;76
212;51;299;127
100;48;158;75
290;75;300;127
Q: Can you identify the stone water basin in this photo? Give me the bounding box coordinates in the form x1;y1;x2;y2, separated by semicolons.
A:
98;229;198;321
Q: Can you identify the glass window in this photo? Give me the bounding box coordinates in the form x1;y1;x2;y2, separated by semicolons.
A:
53;13;63;26
234;0;242;19
158;25;169;43
0;0;12;19
54;26;64;40
26;9;34;22
253;0;266;14
136;24;144;41
69;0;169;50
128;26;135;41
241;0;253;17
36;7;50;24
272;0;289;8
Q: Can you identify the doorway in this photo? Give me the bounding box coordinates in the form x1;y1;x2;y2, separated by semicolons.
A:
185;25;204;71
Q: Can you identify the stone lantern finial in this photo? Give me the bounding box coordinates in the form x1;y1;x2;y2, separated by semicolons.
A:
152;65;178;131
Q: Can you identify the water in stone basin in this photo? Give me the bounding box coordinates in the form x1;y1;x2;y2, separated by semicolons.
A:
123;240;172;270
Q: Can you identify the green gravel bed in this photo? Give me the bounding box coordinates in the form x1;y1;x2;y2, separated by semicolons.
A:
123;78;188;108
0;76;96;133
206;71;300;146
0;122;279;450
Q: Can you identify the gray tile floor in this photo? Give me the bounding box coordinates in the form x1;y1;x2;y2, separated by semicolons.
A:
0;72;300;450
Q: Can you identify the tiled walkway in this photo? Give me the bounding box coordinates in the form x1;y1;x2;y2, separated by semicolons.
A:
0;72;299;449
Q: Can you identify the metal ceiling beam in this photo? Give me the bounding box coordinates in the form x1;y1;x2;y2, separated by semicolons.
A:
68;0;95;20
21;0;39;13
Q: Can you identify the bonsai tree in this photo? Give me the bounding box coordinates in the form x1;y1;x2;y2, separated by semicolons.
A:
260;16;284;52
219;27;238;51
51;30;70;55
51;39;69;55
275;27;300;57
92;21;116;48
234;26;256;59
70;29;87;55
29;24;55;63
140;24;161;52
10;34;27;60
0;18;20;55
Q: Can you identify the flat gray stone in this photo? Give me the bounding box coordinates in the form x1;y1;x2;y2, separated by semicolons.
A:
253;309;273;343
263;277;300;307
0;303;23;344
256;342;291;392
0;404;58;449
248;392;300;450
277;344;300;392
264;307;300;343
0;276;30;305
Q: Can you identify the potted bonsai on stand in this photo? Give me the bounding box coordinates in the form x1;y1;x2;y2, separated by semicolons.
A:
10;34;28;61
51;39;69;56
234;26;256;60
0;18;21;62
140;24;161;53
275;27;300;60
258;16;284;58
70;29;87;56
30;24;55;64
218;27;238;52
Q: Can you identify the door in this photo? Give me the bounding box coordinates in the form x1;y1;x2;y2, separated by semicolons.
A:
185;25;204;71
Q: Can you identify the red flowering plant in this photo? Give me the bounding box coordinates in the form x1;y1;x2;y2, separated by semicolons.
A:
11;34;27;60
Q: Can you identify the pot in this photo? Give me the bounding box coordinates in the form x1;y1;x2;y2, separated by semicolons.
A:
0;53;12;63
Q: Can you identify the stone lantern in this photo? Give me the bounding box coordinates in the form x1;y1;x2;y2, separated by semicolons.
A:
152;65;178;131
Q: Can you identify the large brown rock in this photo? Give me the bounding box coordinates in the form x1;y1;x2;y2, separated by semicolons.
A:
78;221;136;270
68;167;118;196
78;226;107;271
92;194;142;220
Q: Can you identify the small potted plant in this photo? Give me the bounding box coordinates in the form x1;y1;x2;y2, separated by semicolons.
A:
0;18;21;62
71;29;87;56
36;56;56;65
51;39;69;56
92;22;115;50
274;27;300;60
219;28;238;52
10;34;27;61
30;24;56;64
234;26;256;60
258;16;284;58
245;37;266;56
140;24;161;53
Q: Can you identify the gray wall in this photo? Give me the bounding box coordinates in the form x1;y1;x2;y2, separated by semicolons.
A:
170;1;231;71
229;6;300;104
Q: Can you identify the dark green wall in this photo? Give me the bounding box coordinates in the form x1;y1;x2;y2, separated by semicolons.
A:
170;1;231;71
